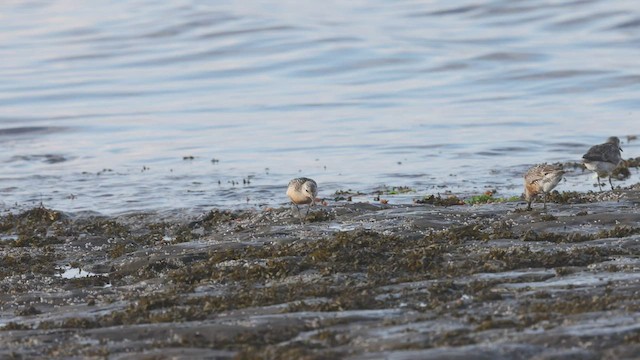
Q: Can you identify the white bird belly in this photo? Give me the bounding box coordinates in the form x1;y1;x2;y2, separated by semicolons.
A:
584;161;616;175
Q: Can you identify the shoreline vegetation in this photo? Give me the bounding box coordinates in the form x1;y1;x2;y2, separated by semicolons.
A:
1;182;639;358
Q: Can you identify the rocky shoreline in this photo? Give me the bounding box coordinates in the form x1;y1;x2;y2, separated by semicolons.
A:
1;185;640;359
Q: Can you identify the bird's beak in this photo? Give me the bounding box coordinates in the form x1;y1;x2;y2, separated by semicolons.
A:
619;147;623;152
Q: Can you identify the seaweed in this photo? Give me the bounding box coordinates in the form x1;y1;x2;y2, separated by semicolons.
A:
0;251;58;279
1;322;32;331
465;192;520;205
415;194;465;206
1;201;638;357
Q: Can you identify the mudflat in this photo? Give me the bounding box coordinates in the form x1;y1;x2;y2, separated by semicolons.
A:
1;186;639;359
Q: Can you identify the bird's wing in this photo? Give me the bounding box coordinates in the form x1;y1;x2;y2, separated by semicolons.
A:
524;168;541;185
583;144;618;162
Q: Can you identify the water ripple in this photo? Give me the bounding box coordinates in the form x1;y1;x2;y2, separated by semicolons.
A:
0;0;639;213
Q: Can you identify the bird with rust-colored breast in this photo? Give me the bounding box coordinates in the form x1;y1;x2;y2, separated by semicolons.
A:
524;164;564;210
286;177;317;222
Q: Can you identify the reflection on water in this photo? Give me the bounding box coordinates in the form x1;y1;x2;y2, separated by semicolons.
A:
0;0;639;214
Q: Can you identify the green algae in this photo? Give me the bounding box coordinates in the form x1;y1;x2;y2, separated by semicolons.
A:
465;193;520;205
416;192;519;206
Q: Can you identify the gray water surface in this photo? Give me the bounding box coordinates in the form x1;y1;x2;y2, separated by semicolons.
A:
1;0;639;214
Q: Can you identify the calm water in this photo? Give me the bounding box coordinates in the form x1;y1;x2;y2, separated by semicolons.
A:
1;0;639;214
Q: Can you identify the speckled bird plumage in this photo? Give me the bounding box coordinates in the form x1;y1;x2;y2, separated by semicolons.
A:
287;177;318;222
524;163;564;210
287;178;317;205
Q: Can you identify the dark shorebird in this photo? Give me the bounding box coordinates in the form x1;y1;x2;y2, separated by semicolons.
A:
524;163;565;210
286;177;318;222
582;136;623;191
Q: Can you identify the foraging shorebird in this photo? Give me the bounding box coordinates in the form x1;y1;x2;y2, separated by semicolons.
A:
582;136;623;191
286;177;317;222
524;164;565;210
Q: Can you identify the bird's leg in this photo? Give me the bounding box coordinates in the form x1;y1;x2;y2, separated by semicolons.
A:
293;203;303;220
303;198;315;220
543;193;547;210
597;175;603;192
526;199;533;211
609;175;621;202
298;205;305;224
609;175;614;191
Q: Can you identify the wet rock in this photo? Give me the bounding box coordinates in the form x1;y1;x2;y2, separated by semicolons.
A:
0;193;639;358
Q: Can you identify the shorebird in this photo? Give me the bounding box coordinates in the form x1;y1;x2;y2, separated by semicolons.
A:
524;164;565;210
286;177;317;222
582;136;623;191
